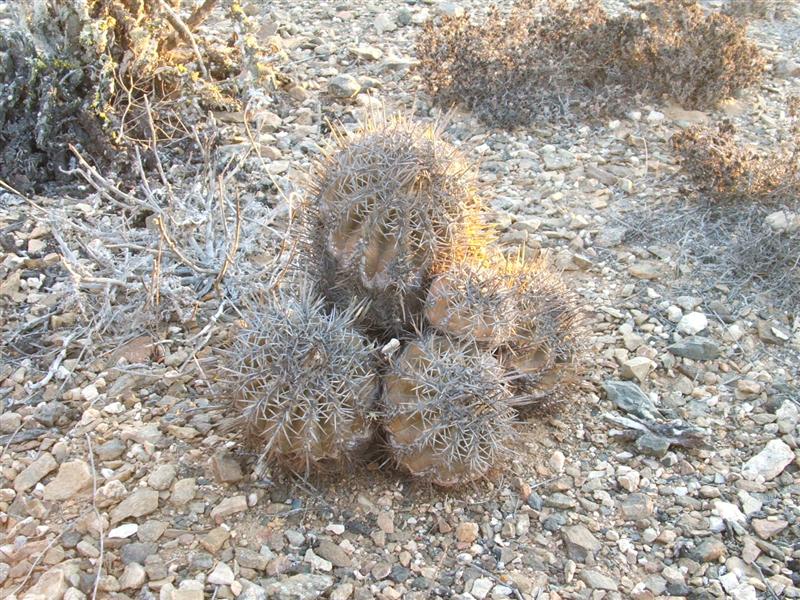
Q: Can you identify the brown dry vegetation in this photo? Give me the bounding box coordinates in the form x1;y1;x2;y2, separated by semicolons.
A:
416;0;766;128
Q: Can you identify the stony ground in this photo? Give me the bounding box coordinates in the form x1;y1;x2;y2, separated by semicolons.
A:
1;1;799;600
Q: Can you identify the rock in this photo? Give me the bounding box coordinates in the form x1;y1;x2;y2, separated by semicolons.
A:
262;574;334;600
562;525;601;562
602;380;661;420
211;495;248;523
694;538;727;562
121;542;157;565
208;562;235;585
742;439;795;481
646;110;665;124
548;450;565;473
580;570;618;591
629;261;662;280
437;2;465;17
714;500;746;525
109;523;138;539
316;540;352;568
304;548;332;572
595;226;627;248
635;433;671;458
330;583;354;600
620;356;655;382
618;470;640;492
211;452;243;484
328;75;361;99
455;522;479;544
471;577;494;599
118;562;146;590
376;511;394;534
667;336;720;361
110;488;159;523
351;45;383;61
751;519;788;539
774;58;800;78
95;439;126;461
43;460;92;501
374;13;397;34
14;452;57;492
236;547;269;571
541;146;576;170
621;493;654;520
0;411;21;433
147;464;176;491
677;312;708;335
20;564;68;600
171;478;197;506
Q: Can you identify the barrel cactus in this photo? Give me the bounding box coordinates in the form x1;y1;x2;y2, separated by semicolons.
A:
305;116;484;336
381;333;517;486
223;289;379;474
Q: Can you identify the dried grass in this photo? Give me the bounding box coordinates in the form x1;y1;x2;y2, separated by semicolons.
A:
416;0;766;128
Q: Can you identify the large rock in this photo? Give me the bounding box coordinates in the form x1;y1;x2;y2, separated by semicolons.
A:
561;525;601;563
43;460;92;501
742;439;795;481
328;75;361;98
602;380;661;420
667;336;720;361
262;574;334;600
110;488;159;523
14;452;57;492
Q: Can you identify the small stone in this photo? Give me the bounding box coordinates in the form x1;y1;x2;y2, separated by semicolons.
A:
81;385;100;402
667;337;720;361
620;356;655;382
677;312;708;335
635;433;671;458
714;500;746;525
316;540;352;568
20;564;68;599
471;577;494;599
455;522;479;544
208;562;235;586
618;471;640;492
201;527;230;553
742;439;795;481
580;570;618;591
371;562;391;580
147;464;176;491
121;542;157;565
211;452;243;484
330;583;354;600
0;412;21;433
437;2;465;17
646;110;665;124
751;519;788;540
210;495;248;523
110;487;159;523
109;523;138;539
328;75;361;98
602;380;660;420
694;538;727;562
374;12;397;34
562;525;601;563
43;459;92;501
621;493;654;520
736;379;762;399
629;261;662;280
304;548;332;572
262;574;334;600
541;146;576;170
171;478;197;506
119;562;146;590
285;529;305;547
376;511;394;534
14;452;57;492
548;450;565;473
95;439;126;461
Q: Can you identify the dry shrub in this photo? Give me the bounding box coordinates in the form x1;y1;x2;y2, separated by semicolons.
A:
416;0;766;128
0;0;277;191
672;97;800;202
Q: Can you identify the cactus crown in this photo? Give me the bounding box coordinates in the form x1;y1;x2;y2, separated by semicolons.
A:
222;288;379;474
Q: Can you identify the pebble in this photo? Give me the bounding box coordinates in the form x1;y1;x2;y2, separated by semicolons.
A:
328;75;361;98
14;452;57;492
455;522;479;544
43;459;92;501
667;336;721;360
210;495;248;523
208;561;235;586
742;439;795;481
110;487;159;523
562;525;601;563
677;312;708;335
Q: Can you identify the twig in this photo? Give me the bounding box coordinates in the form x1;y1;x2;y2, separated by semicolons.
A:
85;434;104;600
23;332;79;394
162;0;220;51
159;0;209;79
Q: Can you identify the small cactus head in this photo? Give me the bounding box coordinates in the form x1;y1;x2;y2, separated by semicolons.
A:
424;250;584;412
381;334;516;486
305;115;485;337
221;289;380;474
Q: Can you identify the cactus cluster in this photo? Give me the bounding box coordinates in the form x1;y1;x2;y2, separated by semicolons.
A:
223;117;583;485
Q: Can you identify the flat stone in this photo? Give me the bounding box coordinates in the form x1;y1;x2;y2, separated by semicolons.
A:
14;452;57;493
315;540;352;568
171;478;197;506
437;2;465;17
147;464;176;491
693;538;727;562
667;337;721;361
208;561;235;586
629;261;662;280
677;312;708;335
121;542;157;565
211;452;243;484
742;439;795;481
109;523;138;539
620;356;655;382
110;487;159;523
455;522;479;544
541;146;576;170
562;525;601;563
262;574;334;600
211;495;248;523
602;380;660;420
43;460;92;501
751;519;788;540
580;570;618;591
201;527;230;553
636;433;671;458
96;439;126;461
304;548;332;572
329;75;361;98
621;493;654;520
20;563;68;600
118;562;146;590
471;577;494;599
